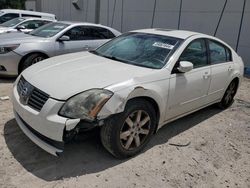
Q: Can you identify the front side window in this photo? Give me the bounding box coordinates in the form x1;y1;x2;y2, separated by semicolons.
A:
29;22;69;38
0;17;25;27
179;39;208;68
209;40;231;64
63;26;85;40
0;13;19;23
93;32;182;69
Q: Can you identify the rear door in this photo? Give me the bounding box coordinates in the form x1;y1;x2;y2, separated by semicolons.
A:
165;38;212;120
206;39;234;102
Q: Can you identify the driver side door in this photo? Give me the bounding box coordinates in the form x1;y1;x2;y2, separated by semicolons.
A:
165;38;211;121
55;26;93;55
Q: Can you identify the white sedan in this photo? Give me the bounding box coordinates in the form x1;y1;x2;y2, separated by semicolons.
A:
12;29;244;158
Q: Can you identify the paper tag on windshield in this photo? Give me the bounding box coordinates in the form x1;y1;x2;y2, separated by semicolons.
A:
153;42;174;49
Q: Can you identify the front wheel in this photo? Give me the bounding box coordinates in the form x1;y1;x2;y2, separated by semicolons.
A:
100;99;157;159
20;53;46;73
218;80;238;109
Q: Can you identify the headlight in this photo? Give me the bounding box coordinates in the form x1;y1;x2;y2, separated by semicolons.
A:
59;89;113;121
0;44;20;54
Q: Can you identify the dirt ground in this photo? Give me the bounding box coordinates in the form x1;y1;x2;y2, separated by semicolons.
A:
0;77;249;188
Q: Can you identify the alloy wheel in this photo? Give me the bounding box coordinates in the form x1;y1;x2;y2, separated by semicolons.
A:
120;110;151;150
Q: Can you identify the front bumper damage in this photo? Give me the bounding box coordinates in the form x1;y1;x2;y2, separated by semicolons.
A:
12;83;82;156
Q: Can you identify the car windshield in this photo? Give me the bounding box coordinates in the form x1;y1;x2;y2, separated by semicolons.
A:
29;22;69;38
93;32;182;69
0;17;25;27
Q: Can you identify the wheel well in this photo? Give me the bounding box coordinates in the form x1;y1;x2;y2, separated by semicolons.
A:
18;52;49;74
232;77;239;89
127;96;160;133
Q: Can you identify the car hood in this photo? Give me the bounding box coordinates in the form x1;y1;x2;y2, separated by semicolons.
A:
22;52;155;100
0;32;46;44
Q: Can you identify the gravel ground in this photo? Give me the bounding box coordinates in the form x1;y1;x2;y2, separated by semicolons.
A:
0;77;249;188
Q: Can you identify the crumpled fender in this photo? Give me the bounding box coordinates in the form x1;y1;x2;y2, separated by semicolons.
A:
97;78;168;126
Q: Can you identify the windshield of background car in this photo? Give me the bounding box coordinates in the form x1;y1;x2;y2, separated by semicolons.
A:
29;22;69;38
94;32;182;69
0;17;25;27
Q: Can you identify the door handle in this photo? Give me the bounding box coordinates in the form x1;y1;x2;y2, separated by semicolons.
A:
203;72;210;79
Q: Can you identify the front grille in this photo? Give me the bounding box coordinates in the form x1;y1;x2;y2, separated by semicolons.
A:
17;76;50;111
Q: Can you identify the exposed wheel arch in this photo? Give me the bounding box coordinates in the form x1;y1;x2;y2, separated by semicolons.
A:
18;52;49;74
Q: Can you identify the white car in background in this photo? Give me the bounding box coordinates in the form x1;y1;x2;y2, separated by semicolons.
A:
0;9;56;23
12;29;244;158
0;17;53;34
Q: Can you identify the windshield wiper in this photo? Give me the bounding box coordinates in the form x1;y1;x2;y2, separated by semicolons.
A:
90;51;127;63
102;55;131;64
89;50;100;55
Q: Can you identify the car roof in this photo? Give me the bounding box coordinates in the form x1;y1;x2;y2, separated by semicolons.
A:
19;17;53;21
0;9;55;17
131;28;207;39
58;21;112;27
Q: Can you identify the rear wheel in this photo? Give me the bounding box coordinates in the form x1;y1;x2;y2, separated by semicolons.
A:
20;53;47;73
218;80;238;109
100;99;157;159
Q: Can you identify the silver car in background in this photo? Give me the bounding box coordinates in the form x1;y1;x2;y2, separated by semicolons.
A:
0;17;53;34
0;21;121;76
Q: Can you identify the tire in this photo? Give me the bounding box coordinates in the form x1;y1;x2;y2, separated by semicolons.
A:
20;53;46;73
218;80;238;109
100;99;157;159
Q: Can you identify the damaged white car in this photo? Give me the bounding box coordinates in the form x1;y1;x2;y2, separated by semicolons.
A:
12;29;244;158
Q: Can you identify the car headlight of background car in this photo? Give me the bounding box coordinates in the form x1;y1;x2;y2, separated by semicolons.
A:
59;89;113;121
0;44;20;54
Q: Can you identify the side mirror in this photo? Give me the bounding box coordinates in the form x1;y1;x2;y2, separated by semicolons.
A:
16;25;25;30
58;35;70;42
177;61;193;73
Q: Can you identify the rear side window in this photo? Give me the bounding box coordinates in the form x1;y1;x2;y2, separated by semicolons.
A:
21;14;41;18
90;27;115;39
179;39;208;68
225;47;232;62
208;40;232;64
0;13;19;23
